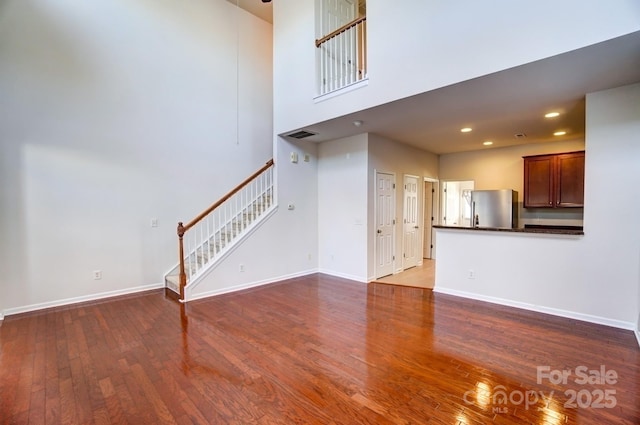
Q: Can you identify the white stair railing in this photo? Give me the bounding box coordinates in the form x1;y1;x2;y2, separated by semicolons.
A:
316;16;367;96
168;160;275;299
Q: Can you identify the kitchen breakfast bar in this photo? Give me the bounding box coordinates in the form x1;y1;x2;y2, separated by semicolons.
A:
428;225;628;330
433;224;584;236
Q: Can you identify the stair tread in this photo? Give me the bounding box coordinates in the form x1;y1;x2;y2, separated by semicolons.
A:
165;193;275;290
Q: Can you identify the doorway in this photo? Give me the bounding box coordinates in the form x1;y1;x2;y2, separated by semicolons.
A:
317;0;357;93
442;180;474;227
423;179;437;259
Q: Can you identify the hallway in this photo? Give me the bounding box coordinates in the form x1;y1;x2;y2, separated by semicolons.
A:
374;259;435;289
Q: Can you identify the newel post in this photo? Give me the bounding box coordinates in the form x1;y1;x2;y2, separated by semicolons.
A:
177;222;186;301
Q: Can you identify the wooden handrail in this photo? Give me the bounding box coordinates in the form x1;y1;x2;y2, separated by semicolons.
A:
315;16;366;48
176;158;274;301
182;159;274;232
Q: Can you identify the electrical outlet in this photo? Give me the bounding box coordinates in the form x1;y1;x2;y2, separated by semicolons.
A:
239;264;245;272
468;269;475;279
307;253;312;260
150;218;158;227
93;270;102;280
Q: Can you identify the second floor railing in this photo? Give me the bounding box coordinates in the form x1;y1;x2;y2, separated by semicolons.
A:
315;16;367;96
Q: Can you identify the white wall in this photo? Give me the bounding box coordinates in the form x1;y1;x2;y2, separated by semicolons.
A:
435;83;640;328
439;140;585;191
273;0;640;135
187;136;320;300
439;140;586;227
367;134;439;279
585;83;640;330
0;0;273;315
317;134;368;281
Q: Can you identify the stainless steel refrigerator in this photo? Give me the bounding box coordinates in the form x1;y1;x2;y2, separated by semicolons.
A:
470;189;518;229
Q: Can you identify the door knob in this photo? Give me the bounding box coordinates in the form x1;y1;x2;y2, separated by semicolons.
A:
414;226;419;229
377;229;382;234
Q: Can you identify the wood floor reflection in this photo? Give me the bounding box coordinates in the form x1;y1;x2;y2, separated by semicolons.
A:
374;258;435;289
1;273;638;424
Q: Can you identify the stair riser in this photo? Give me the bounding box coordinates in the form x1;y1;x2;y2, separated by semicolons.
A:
164;189;275;288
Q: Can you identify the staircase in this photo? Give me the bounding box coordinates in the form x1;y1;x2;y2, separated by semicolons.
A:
165;160;275;299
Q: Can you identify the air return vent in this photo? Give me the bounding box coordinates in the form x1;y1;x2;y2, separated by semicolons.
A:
286;130;317;139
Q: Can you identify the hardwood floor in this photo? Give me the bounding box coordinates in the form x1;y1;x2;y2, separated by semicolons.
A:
374;259;435;289
1;274;638;424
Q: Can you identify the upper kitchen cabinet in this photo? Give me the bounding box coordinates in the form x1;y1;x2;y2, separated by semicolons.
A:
523;151;585;208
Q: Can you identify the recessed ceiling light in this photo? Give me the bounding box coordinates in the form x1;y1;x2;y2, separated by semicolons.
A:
460;127;472;133
545;112;560;118
554;131;567;136
483;141;493;146
353;120;363;127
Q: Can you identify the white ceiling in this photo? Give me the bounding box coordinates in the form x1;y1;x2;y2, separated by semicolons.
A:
226;0;640;155
287;31;640;155
226;0;273;24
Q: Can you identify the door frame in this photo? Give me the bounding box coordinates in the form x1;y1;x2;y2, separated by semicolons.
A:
423;178;439;259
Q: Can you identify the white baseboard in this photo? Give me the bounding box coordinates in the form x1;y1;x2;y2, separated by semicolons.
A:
187;268;370;302
179;207;279;293
317;269;368;283
2;283;165;318
635;329;640;349
434;287;636;331
187;269;320;302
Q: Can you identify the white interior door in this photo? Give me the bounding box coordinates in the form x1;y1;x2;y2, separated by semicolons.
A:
322;0;355;32
403;175;419;269
375;172;395;278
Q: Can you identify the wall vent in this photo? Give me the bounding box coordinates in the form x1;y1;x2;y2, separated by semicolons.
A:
286;130;317;139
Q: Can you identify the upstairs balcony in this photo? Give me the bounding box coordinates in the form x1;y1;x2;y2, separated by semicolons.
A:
315;1;367;97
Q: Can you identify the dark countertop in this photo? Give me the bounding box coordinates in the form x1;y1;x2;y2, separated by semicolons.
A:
433;225;584;236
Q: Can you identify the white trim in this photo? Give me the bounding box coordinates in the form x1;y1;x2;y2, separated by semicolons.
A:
313;78;369;103
635;329;640;349
2;283;165;318
187;269;320;302
317;269;367;283
434;287;636;331
179;206;279;292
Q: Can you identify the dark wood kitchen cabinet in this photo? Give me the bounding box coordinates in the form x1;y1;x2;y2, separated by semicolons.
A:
523;151;585;208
